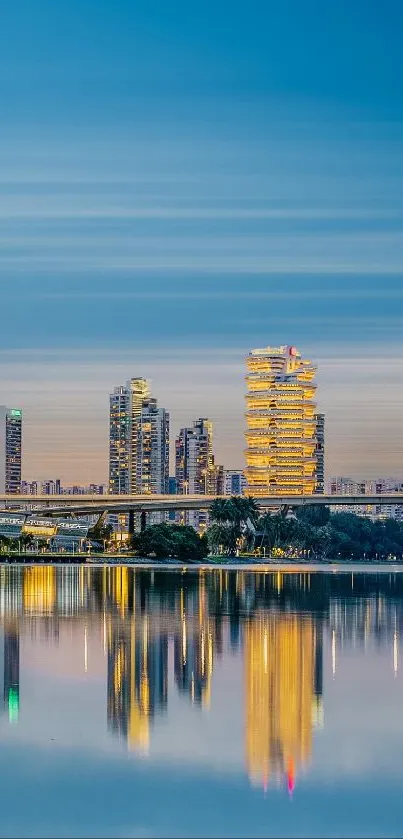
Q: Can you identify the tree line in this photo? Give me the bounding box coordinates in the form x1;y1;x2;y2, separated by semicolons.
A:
132;498;403;561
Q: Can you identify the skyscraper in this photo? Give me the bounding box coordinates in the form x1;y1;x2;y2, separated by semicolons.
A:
244;345;317;496
109;378;151;495
0;407;22;494
109;386;130;494
109;379;169;527
175;417;222;528
127;378;151;494
314;413;325;494
175;418;212;495
136;398;169;495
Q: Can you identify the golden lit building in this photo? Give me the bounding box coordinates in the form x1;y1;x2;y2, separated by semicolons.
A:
244;610;321;789
245;345;317;495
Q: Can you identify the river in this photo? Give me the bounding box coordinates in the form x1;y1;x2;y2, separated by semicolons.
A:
0;564;402;837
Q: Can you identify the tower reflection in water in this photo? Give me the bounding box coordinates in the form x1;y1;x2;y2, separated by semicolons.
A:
106;567;168;752
245;612;323;791
0;623;20;722
1;565;403;791
107;616;168;753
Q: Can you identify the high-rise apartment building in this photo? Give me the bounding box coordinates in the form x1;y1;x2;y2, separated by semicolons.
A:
0;407;22;494
109;378;152;495
175;417;223;528
175;418;212;496
224;470;247;496
109;386;130;494
109;380;168;528
175;418;223;495
314;414;325;494
136;398;169;495
244;345;317;496
128;378;151;493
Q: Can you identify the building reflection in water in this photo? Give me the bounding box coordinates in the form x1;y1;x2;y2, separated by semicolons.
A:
107;615;168;753
1;565;403;784
174;575;214;706
245;611;323;791
0;623;20;722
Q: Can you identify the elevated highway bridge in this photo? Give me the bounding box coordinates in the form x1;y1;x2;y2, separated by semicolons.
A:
0;493;403;518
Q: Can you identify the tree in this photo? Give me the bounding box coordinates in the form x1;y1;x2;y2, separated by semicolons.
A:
131;523;208;561
210;498;231;524
296;504;331;528
0;534;10;553
208;495;260;554
207;522;238;555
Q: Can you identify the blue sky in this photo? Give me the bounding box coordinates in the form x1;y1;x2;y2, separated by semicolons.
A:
0;0;402;482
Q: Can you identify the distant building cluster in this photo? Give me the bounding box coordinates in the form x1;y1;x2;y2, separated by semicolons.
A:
21;480;106;495
329;476;403;522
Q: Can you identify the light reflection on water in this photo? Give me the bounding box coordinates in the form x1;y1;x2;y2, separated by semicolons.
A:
0;565;403;837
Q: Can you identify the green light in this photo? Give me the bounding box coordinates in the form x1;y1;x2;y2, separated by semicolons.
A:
8;687;19;722
9;409;22;418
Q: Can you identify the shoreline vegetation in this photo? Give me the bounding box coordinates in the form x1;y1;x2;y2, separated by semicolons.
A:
2;498;403;564
129;499;403;563
132;497;403;563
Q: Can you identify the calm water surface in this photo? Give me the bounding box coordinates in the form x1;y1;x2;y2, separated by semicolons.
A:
0;564;403;838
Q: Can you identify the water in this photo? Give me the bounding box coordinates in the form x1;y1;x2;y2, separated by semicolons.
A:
0;564;403;838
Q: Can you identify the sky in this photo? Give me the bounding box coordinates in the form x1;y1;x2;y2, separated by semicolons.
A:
0;0;402;483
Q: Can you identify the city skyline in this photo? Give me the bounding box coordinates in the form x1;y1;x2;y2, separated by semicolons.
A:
0;1;402;836
0;0;402;487
2;342;403;485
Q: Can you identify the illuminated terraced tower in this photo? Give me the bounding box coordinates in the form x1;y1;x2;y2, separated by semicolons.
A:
245;345;317;495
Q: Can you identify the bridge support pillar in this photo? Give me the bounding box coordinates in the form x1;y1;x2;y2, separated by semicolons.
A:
140;511;147;532
128;510;135;535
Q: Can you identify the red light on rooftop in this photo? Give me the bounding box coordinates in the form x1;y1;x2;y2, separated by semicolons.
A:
289;346;297;357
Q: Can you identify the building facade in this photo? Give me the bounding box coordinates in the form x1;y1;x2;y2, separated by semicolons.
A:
109;386;131;495
244;345;317;496
176;419;211;496
128;378;151;494
0;407;22;495
314;413;325;494
224;470;247;496
136;398;169;495
109;378;153;496
109;379;169;529
175;418;223;529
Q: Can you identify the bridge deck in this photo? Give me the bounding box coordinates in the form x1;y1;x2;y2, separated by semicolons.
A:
0;493;403;517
